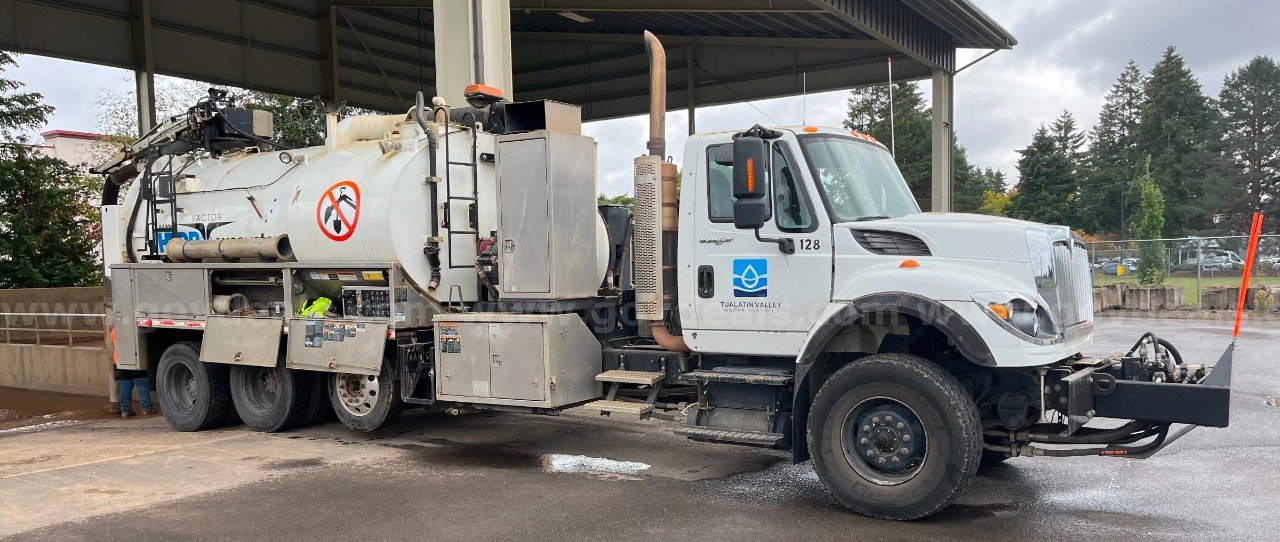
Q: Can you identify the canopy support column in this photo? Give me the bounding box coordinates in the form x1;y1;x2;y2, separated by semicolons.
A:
931;68;954;212
130;0;155;135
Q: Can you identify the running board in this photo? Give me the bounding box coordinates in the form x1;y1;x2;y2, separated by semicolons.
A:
675;426;785;447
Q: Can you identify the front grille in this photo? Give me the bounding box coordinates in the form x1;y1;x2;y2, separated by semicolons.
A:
851;230;931;256
1048;240;1093;327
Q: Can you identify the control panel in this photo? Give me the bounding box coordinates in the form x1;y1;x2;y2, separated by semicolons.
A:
341;286;391;318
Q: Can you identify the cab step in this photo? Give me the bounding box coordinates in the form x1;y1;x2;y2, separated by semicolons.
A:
675;426;785;447
582;399;655;417
596;369;664;385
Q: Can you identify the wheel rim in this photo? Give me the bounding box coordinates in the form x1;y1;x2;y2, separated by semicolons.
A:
840;396;928;486
241;368;280;415
164;362;198;416
335;372;379;417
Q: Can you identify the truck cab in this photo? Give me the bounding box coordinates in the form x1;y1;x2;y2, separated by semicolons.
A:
678;126;1091;366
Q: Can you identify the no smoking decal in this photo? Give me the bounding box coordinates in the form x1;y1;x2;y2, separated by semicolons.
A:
316;180;361;242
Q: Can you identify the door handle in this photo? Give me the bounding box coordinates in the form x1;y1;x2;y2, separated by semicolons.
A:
697;265;714;298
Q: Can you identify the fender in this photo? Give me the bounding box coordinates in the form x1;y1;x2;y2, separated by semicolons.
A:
789;292;994;463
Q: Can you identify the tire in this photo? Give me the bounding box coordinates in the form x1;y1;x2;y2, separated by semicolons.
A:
156;341;232;432
230;363;313;433
807;353;982;520
328;357;403;432
300;372;335;427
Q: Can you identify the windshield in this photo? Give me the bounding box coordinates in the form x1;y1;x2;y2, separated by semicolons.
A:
798;134;920;222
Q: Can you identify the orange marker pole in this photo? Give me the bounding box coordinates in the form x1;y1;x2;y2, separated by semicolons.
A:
1232;211;1265;339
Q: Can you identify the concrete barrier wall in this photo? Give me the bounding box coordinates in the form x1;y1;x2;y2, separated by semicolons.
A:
0;344;111;397
0;286;110;397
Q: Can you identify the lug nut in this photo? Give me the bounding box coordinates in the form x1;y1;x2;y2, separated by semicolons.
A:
860;437;869;445
862;425;870;432
902;435;911;442
885;415;893;422
896;422;905;429
866;450;875;458
872;416;880;424
877;457;886;464
900;447;909;455
891;457;900;463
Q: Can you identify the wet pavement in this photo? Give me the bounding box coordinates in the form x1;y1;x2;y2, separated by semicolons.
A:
0;387;112;434
0;315;1276;541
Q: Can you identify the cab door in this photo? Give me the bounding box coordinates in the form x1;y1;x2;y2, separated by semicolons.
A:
686;136;832;338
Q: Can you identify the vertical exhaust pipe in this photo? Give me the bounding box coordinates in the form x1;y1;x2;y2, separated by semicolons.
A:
639;31;688;352
644;30;666;159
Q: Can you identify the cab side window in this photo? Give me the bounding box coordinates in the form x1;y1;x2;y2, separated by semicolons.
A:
772;142;815;232
707;143;770;222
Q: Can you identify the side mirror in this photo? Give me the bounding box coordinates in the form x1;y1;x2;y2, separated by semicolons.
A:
732;136;768;230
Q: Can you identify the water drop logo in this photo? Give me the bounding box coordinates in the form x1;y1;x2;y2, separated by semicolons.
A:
732;258;768;297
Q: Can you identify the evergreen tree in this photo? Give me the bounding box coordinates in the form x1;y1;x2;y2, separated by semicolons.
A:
1049;110;1086;163
1008;126;1078;226
844;82;995;213
0;53;101;287
1135;46;1215;236
1207;56;1280;234
1080;61;1146;236
1134;158;1166;285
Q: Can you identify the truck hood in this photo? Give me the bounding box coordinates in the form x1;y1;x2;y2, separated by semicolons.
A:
838;212;1052;263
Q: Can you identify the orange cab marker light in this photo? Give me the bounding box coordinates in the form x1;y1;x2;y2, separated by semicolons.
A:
988;303;1010;320
745;157;755;192
803;126;819;133
899;259;920;270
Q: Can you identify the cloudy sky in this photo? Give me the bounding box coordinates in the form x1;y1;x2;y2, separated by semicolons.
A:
8;0;1280;197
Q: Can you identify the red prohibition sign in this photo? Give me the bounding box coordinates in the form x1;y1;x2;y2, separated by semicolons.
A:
316;180;361;242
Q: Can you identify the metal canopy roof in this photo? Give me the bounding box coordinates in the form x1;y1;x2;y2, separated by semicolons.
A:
0;0;1016;120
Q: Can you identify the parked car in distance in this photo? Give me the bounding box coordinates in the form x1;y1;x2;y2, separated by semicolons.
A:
1201;253;1244;271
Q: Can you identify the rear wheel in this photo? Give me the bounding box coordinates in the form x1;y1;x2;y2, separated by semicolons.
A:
807;353;982;520
156;341;232;432
328;358;403;432
230;364;313;432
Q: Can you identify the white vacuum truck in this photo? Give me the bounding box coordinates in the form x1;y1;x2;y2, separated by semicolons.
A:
98;32;1232;520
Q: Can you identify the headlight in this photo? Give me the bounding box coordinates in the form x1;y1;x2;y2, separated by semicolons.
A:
972;291;1062;345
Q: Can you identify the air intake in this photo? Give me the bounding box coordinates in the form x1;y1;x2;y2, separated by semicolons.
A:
851;230;931;256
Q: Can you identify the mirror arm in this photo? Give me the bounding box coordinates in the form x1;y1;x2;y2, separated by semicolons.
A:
754;229;795;254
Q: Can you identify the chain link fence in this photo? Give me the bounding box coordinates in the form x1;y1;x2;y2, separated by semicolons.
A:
1084;235;1280;309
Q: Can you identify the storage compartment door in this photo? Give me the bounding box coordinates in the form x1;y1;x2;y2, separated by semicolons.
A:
134;268;209;317
201;316;282;367
109;272;141;370
489;323;546;401
498;138;551;294
436;322;492;398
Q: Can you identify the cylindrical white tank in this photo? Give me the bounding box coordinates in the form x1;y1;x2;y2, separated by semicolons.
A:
120;115;609;305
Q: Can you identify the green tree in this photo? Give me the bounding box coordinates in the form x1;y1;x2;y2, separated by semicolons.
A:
1080;61;1146;236
1008;126;1077;225
1206;56;1280;234
1135;46;1215;236
0;53;101;287
597;193;634;209
844;82;994;213
1134;157;1166;285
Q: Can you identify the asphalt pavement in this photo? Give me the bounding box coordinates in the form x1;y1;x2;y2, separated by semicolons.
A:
0;315;1275;542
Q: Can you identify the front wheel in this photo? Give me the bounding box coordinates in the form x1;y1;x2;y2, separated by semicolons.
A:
807;353;982;520
328;358;403;432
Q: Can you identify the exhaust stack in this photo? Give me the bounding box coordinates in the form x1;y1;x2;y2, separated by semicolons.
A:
634;31;688;352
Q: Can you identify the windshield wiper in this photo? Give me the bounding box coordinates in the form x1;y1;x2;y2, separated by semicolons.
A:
853;215;891;222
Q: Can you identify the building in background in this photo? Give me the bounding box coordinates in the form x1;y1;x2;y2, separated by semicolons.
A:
35;130;116;170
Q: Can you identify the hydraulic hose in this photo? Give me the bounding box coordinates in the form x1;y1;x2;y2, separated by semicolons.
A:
415;91;443;290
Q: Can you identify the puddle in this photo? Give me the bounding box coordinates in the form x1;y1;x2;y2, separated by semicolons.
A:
540;454;650;476
391;440;651;479
0;387;112;433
